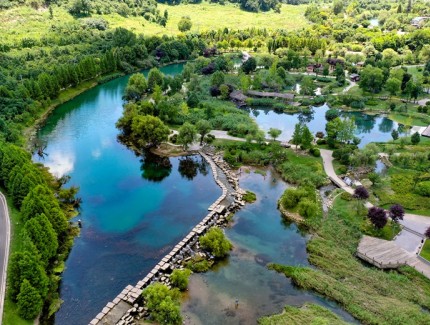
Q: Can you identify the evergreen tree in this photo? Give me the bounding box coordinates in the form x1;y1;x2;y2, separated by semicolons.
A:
17;279;44;320
291;123;303;150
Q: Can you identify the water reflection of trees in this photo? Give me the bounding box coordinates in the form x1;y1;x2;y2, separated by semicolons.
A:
178;155;208;180
345;112;376;134
297;107;314;124
140;151;172;182
378;117;394;133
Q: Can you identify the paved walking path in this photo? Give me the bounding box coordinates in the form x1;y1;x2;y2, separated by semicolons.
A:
0;192;10;325
320;148;430;277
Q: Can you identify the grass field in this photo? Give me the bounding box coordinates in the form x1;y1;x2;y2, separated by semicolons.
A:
0;3;308;43
420;240;430;261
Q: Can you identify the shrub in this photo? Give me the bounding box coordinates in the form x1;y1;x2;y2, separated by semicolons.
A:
143;283;181;325
170;269;191;291
185;256;211;272
367;207;387;229
298;198;318;219
310;147;320;157
340;191;353;201
243;191;257;203
199;227;232;258
338;165;348;174
316;139;326;145
353;186;369;200
416;181;430;197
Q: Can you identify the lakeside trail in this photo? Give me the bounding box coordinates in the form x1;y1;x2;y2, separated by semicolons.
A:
0;192;11;325
320;149;430;278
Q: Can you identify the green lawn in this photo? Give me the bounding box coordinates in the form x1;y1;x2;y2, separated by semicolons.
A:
420;240;430;261
0;3;308;42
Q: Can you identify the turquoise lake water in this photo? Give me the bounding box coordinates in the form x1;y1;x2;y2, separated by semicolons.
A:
28;64;396;324
34;64;223;324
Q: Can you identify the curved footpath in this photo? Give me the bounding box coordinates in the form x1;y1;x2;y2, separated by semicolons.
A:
0;191;11;325
320;149;430;278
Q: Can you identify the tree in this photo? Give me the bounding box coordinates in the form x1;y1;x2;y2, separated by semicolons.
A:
23;214;58;265
359;66;384;93
325;109;340;121
291;123;302;150
177;122;197;150
211;71;225;87
17;280;43;320
301;76;316;95
170;268;191;291
411;132;421;145
242;57;257;74
268;128;282;141
391;129;399;141
199;227;232;258
8;252;49;301
143;283;182;325
385;78;401;97
131;115;170;148
124;73;147;100
333;0;344;15
389;204;404;223
178;16;192;32
353;185;369;211
301;125;313;149
367;206;388;229
147;68;163;91
196;120;211;145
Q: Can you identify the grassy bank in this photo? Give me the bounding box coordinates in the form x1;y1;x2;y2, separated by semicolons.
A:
259;303;348;325
269;195;430;324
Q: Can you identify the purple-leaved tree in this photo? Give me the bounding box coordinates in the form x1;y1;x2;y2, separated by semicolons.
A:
354;186;369;200
368;207;388;229
389;204;405;223
425;226;430;239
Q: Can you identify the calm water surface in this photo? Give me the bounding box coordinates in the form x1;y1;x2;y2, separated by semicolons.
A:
34;64;222;324
249;104;405;147
182;170;356;324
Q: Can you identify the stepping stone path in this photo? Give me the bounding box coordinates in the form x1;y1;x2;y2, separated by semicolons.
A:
90;147;248;325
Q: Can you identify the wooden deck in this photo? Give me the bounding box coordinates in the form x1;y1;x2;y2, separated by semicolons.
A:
356;236;430;278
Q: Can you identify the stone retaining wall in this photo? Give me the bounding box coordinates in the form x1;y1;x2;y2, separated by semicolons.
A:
89;148;247;325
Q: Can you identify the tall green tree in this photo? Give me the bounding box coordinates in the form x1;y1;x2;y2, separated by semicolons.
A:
131;115;170;148
359;66;385;93
196;120;212;145
199;227;232;258
147;68;164;91
385;78;401;97
17;279;44;320
24;214;58;265
301;125;313;149
291;123;303;150
177;122;197;150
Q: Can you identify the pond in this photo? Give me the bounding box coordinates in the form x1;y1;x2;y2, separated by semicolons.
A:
182;170;356;324
248;104;407;148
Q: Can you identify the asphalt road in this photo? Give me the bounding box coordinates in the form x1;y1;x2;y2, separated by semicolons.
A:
0;191;10;325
